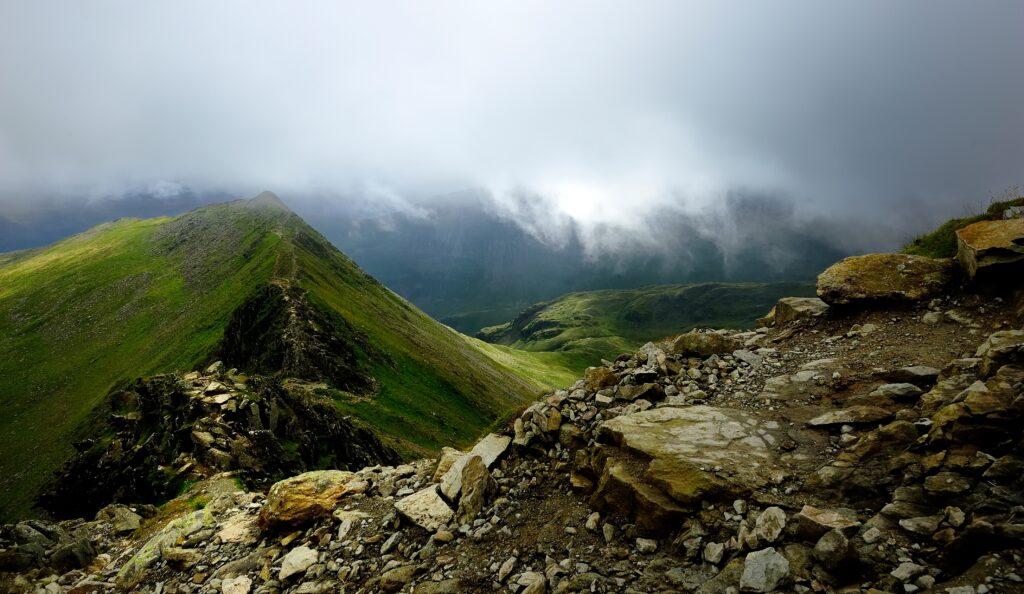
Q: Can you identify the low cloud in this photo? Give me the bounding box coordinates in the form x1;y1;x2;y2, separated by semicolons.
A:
1;1;1022;254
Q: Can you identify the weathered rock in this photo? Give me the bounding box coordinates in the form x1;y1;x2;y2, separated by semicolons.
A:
222;575;253;594
379;565;418;592
807;421;919;498
414;579;462;594
588;462;686;535
753;507;787;544
279;546;318;580
394;486;454;532
115;509;216;589
704;541;726;564
617;382;664;402
733;349;764;368
497;556;517;582
923;471;972;496
812;529;849;571
96;505;142;535
455;455;496;524
439;433;510;501
890;561;925;582
596;406;817;511
816;253;955;305
49;538;97;572
216;511;258;544
162;546;202;567
870;383;924;400
899;515;942;535
760;359;847;401
701;558;745;594
739;547;789;592
585;366;619;391
975;329;1024;377
636;537;658;554
432;447;463;481
667;330;741;357
885;366;940;388
772;297;830;326
794;505;860;539
259;470;357;531
807;406;892;427
955;218;1024;280
517;571;546;594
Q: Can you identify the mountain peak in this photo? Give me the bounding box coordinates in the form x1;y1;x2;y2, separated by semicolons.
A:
248;190;291;212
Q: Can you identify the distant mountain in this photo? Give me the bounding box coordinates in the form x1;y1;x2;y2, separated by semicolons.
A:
0;193;575;520
477;282;816;366
1;189;852;336
315;191;848;332
0;190;224;253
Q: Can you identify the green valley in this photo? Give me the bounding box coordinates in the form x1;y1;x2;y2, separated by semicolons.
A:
477;282;816;367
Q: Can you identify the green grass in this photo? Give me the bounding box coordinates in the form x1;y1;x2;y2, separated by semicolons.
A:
478;281;816;366
902;194;1024;258
0;195;573;520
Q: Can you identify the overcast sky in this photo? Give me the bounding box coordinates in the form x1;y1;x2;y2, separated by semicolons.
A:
1;1;1022;248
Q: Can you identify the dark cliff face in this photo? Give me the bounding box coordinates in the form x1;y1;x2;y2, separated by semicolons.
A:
38;371;399;519
217;282;377;393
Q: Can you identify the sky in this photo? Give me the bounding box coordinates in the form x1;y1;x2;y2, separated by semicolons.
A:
1;1;1022;252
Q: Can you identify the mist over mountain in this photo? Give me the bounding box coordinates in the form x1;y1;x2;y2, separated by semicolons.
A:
0;189;225;252
315;190;851;330
1;187;855;331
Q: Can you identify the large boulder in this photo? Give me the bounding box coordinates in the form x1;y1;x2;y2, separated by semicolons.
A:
955;218;1024;280
667;330;741;357
592;406;821;532
259;470;358;531
816;253;955;305
759;297;829;327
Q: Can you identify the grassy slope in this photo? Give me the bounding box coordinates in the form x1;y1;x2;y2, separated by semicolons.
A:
902;196;1024;258
479;282;816;368
0;198;571;519
285;219;573;457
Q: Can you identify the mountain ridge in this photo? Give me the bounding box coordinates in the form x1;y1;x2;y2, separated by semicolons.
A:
0;193;575;520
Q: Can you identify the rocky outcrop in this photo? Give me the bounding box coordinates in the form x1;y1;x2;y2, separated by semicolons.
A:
39;367;399;519
817;253;955;305
956;218;1024;280
757;296;829;327
218;282;375;391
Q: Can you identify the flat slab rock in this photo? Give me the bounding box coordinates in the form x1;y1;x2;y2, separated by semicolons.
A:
807;406;892;426
956;218;1024;280
759;359;848;401
596;405;819;507
816;253;954;305
394;486;453;532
